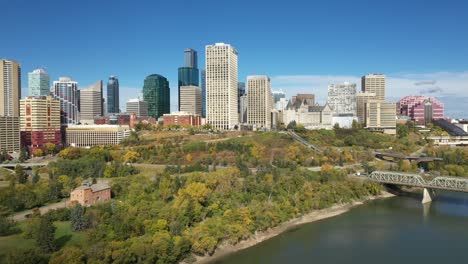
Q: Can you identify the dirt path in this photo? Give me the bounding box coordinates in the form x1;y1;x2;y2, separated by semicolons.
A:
11;199;69;221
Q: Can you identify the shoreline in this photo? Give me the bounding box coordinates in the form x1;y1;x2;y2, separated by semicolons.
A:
194;191;395;264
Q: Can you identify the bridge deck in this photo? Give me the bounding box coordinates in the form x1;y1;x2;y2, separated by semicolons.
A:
367;171;468;193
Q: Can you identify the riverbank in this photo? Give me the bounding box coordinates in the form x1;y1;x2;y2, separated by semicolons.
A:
194;191;395;264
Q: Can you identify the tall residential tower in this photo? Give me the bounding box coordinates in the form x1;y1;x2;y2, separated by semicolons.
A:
53;77;79;125
0;59;21;117
206;43;238;130
361;74;385;101
247;76;272;129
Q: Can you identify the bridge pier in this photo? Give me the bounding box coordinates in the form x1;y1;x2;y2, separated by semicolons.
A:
422;188;432;204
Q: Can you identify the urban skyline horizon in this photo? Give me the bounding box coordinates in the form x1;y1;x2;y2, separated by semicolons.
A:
8;50;466;119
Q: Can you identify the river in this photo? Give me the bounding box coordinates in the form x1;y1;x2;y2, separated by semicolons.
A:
215;191;468;264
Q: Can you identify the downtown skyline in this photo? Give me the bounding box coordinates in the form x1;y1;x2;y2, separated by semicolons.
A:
2;0;467;117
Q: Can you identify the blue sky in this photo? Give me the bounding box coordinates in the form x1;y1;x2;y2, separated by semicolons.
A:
2;0;468;117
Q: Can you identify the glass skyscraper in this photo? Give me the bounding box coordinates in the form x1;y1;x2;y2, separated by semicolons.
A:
107;76;119;114
238;82;246;115
185;48;198;68
201;69;206;118
143;74;170;118
28;68;50;96
178;48;199;111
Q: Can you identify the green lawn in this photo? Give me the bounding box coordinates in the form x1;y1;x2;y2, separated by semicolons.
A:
0;221;85;261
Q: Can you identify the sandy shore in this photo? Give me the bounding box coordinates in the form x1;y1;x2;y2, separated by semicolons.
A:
194;191;395;264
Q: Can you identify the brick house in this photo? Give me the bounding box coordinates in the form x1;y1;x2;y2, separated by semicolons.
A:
70;182;111;206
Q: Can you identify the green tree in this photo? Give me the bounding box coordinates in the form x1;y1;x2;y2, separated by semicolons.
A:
15;164;28;184
397;124;409;138
49;246;86;264
19;147;28;162
35;216;57;253
70;204;89;231
6;248;48;264
0;215;18;236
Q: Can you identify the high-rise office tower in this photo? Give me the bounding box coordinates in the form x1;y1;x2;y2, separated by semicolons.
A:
185;48;198;68
247;75;272;129
143;74;170;119
0;116;20;153
0;59;21;117
126;99;148;117
107;76;119;114
201;69;206;118
238;82;246;118
80;81;103;123
206;43;238;130
180;85;202;115
28;68;50;96
178;49;199;111
361;74;385;101
327;82;357;116
356;92;376;123
20;96;61;152
53;77;79;125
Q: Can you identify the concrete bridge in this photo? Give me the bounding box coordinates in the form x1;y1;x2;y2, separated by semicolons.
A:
373;152;443;163
365;171;468;203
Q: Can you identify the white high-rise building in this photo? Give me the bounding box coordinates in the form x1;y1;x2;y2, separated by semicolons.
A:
180;85;202;116
327;82;357;116
53;77;79;125
79;81;103;124
126;99;148;117
362;74;386;101
247;75;272;129
28;68;50;96
205;43;238;130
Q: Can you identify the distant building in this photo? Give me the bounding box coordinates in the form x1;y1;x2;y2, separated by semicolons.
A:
126;99;148;117
247;76;272;129
272;91;286;104
291;94;315;106
20;96;61;152
327;82;357;116
365;100;396;134
356;92;376;123
66;125;131;147
206;43;238;130
70;182;111;207
201;69;206;118
180;85;202;115
80;81;103;124
0;59;21;117
238;82;246;117
397;95;444;125
178;49;199;111
28;68;50;96
143;74;170;119
275;97;289;112
362;74;385;101
53;77;79;125
184;48;198;68
163;112;202;127
283;99;333;129
0;116;20;154
107;76;119;114
239;94;248;124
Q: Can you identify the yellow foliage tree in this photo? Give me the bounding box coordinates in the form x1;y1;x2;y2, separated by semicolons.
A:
123;151;140;163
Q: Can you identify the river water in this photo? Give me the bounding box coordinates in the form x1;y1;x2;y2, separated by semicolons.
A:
216;192;468;264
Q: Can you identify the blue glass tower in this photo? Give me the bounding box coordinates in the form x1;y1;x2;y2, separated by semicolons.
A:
143;74;170;118
107;76;119;113
178;48;199;111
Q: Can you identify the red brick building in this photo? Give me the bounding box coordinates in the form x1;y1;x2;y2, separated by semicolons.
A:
70;182;111;206
163;112;202;127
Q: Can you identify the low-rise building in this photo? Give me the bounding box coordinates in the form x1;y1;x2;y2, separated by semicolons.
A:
66;125;130;147
70;182;111;206
163;111;202;127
